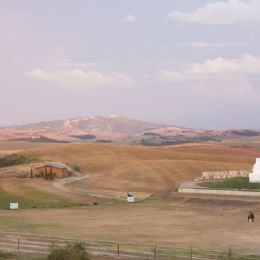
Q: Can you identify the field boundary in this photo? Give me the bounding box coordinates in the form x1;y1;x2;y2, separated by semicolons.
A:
178;180;260;197
178;186;260;197
0;231;259;259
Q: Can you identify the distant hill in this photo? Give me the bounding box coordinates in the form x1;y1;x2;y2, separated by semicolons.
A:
0;115;259;145
14;115;164;134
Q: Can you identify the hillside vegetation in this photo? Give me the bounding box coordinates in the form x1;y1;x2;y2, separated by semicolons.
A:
201;177;260;190
0;153;34;168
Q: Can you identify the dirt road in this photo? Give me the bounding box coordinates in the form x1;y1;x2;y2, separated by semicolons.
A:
52;173;88;192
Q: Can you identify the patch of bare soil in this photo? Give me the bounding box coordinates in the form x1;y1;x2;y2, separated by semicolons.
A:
150;189;260;208
186;197;257;207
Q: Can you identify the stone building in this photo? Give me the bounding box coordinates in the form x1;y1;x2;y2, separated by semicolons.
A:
34;162;68;179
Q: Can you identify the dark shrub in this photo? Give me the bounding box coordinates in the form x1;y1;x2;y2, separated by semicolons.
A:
0;153;34;168
72;165;81;172
48;243;90;260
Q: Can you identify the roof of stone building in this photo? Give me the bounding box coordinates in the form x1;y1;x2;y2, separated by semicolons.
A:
47;162;67;169
35;162;67;169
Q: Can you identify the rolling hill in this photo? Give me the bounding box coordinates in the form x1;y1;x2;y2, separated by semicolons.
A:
0;115;260;145
0;139;260;199
28;142;259;198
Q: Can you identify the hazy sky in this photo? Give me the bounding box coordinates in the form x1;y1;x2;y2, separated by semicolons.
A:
1;0;260;128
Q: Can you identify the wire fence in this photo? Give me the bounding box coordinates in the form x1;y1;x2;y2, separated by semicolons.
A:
0;231;259;260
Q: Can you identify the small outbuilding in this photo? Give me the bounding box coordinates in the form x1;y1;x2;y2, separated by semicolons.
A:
34;162;68;179
127;192;135;203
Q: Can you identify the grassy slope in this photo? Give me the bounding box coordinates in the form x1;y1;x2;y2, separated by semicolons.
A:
201;177;260;190
27;142;258;197
0;183;80;209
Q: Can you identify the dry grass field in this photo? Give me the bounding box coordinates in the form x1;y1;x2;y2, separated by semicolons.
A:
1;140;259;198
1;140;260;256
0;140;259;202
1;199;260;255
27;142;259;198
0;141;52;155
0;178;97;209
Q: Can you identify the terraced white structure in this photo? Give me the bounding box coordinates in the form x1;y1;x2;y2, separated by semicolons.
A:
249;158;260;183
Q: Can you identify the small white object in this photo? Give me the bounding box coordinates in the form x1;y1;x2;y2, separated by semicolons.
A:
249;158;260;183
127;192;135;203
10;203;19;210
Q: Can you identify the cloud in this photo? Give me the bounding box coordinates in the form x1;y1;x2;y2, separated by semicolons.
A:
187;54;260;75
123;15;137;23
190;41;244;48
168;0;260;25
190;42;215;48
24;68;134;88
160;54;260;81
24;69;58;81
159;54;260;103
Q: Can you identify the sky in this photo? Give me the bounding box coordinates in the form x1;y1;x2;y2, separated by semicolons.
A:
1;0;260;129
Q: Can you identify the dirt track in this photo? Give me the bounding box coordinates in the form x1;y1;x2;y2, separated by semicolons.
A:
52;173;88;192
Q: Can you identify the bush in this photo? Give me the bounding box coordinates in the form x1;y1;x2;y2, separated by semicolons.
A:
0;153;34;168
0;251;15;258
47;243;90;260
72;165;81;172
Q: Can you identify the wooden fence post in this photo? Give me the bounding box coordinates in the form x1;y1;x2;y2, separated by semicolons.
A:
51;240;54;250
117;243;120;257
228;249;232;260
17;238;20;255
154;245;157;258
190;246;193;259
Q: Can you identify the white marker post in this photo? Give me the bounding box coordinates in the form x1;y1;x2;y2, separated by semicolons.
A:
10;202;19;210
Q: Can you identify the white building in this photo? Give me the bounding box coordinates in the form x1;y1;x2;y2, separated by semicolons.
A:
249;158;260;183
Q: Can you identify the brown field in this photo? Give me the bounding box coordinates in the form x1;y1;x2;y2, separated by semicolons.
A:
27;142;259;198
0;141;53;154
1;140;260;255
1;141;259;198
169;142;260;159
1;197;260;255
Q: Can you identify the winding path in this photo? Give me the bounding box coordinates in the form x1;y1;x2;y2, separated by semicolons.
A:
51;167;126;200
52;171;88;192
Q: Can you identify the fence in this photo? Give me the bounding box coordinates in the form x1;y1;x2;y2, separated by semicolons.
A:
0;231;259;260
